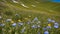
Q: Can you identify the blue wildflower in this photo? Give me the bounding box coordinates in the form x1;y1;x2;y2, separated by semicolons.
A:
54;25;59;28
47;26;51;29
0;24;5;27
54;22;59;28
54;22;59;25
21;27;26;33
43;27;47;31
12;23;16;27
32;17;38;22
44;31;49;34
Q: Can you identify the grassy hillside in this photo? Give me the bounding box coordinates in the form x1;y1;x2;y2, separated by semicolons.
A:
0;0;60;21
0;0;60;34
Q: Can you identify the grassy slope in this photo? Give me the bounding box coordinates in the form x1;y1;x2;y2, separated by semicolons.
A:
0;0;60;22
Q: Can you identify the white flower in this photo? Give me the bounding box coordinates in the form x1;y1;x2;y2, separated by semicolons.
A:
12;23;16;27
23;27;26;29
34;17;38;21
12;0;18;3
37;25;40;28
31;25;37;28
6;19;12;22
18;23;23;26
27;22;30;24
0;16;2;19
37;21;41;24
51;20;55;23
47;18;55;23
47;18;51;22
44;31;49;34
20;2;29;8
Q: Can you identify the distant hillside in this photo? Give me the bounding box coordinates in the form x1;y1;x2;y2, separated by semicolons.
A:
0;0;60;16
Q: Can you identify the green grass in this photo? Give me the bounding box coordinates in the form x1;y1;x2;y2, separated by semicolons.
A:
0;0;60;34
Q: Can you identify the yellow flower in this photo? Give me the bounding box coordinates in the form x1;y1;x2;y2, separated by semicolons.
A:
2;20;4;23
18;19;21;22
24;18;28;20
48;24;51;26
28;16;31;18
9;30;12;32
11;20;14;23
